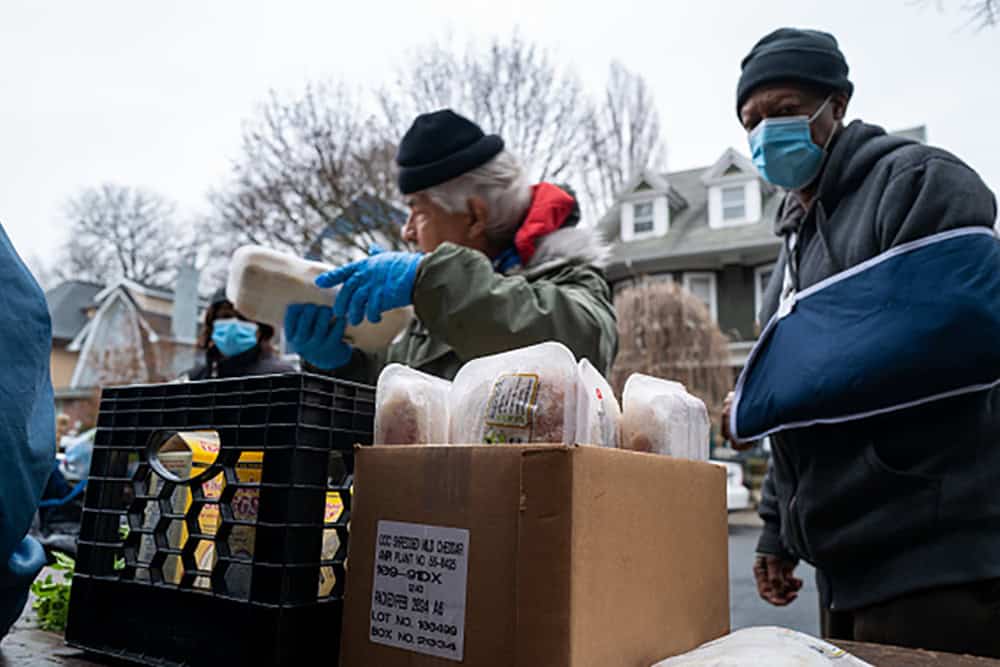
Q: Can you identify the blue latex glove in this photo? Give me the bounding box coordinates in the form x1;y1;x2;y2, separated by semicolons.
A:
284;304;353;371
316;251;423;326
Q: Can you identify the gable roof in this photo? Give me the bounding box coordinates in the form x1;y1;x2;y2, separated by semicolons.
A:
700;148;762;184
49;276;208;347
45;280;104;341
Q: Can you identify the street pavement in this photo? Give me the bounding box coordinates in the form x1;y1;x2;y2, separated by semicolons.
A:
728;516;819;635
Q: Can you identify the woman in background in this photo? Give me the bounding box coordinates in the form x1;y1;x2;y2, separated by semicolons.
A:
181;288;294;381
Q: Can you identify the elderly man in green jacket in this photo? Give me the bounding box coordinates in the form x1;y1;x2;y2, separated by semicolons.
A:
284;109;617;382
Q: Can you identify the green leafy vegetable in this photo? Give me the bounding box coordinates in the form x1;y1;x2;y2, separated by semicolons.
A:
30;552;75;633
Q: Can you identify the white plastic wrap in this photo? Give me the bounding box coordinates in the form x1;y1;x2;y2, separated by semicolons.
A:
226;245;412;353
374;364;452;445
650;627;872;667
621;374;710;460
575;359;621;448
449;342;578;445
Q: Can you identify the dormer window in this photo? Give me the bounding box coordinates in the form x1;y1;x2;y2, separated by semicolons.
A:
633;201;655;235
614;171;678;242
721;185;746;221
702;148;768;229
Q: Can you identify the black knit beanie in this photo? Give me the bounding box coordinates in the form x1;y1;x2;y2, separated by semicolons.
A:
736;28;853;118
396;109;504;195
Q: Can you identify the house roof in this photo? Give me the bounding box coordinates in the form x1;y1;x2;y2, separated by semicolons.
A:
49;277;207;346
93;278;179;305
598;161;783;278
45;280;104;341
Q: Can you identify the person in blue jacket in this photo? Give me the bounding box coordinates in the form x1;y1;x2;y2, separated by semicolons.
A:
0;224;56;640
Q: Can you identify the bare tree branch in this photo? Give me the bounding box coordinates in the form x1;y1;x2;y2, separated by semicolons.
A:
580;62;668;221
381;30;593;192
207;82;404;273
912;0;999;28
55;184;189;288
964;0;999;27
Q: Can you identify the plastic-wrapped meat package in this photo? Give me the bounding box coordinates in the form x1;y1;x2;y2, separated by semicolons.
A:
575;359;621;448
226;245;412;353
621;374;710;460
449;342;578;445
651;627;872;666
375;364;451;445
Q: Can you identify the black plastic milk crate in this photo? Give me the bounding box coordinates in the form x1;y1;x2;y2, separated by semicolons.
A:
66;373;375;666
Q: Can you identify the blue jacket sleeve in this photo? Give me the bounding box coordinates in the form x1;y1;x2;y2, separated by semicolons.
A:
0;223;56;637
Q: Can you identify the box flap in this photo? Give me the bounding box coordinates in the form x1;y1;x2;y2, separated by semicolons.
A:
569;447;729;666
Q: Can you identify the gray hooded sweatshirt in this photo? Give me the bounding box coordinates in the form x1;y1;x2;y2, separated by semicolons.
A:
756;120;999;611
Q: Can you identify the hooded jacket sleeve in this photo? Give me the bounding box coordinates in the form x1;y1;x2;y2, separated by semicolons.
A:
0;224;55;638
875;152;998;250
412;242;618;375
756;463;796;561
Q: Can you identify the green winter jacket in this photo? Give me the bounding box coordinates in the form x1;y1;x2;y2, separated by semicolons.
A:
333;226;618;384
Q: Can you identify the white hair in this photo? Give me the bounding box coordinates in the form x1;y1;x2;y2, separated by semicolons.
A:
420;150;533;247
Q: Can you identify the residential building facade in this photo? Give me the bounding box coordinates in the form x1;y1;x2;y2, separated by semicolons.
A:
45;271;204;424
599;126;927;369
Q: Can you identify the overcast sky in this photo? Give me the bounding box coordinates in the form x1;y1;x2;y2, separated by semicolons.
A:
2;0;998;275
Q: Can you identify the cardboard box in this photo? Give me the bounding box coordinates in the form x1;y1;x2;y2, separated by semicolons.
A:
340;445;729;667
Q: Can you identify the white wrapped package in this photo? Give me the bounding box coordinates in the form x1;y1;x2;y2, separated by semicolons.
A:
651;627;872;667
226;245;412;353
374;364;451;445
621;374;710;460
575;358;620;448
449;342;578;445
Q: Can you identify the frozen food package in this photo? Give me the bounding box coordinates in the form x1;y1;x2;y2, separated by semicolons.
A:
226;245;412;353
449;342;578;445
651;627;873;666
575;358;621;448
621;374;710;460
374;364;452;445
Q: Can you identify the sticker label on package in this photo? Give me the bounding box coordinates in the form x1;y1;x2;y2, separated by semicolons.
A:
370;520;470;661
482;373;539;444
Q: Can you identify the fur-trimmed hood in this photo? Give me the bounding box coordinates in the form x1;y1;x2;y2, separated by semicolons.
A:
521;226;610;274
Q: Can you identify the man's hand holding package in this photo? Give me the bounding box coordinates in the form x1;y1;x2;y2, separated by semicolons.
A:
284;304;353;371
754;554;802;606
317;250;423;326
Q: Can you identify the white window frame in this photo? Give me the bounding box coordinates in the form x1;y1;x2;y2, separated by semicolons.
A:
754;263;776;325
683;271;718;322
620;195;669;242
708;180;761;229
721;184;747;222
632;200;655;236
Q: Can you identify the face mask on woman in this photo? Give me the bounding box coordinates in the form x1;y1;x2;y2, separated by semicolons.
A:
211;318;259;357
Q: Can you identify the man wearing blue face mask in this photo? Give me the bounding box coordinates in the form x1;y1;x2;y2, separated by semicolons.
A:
180;289;294;381
723;28;1000;656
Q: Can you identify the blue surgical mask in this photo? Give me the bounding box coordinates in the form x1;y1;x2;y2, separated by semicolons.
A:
212;318;259;358
748;97;833;190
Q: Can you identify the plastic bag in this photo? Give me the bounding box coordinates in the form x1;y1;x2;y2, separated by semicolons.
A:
375;364;452;445
650;627;872;666
226;245;412;353
449;342;578;445
575;359;621;448
621;374;709;460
